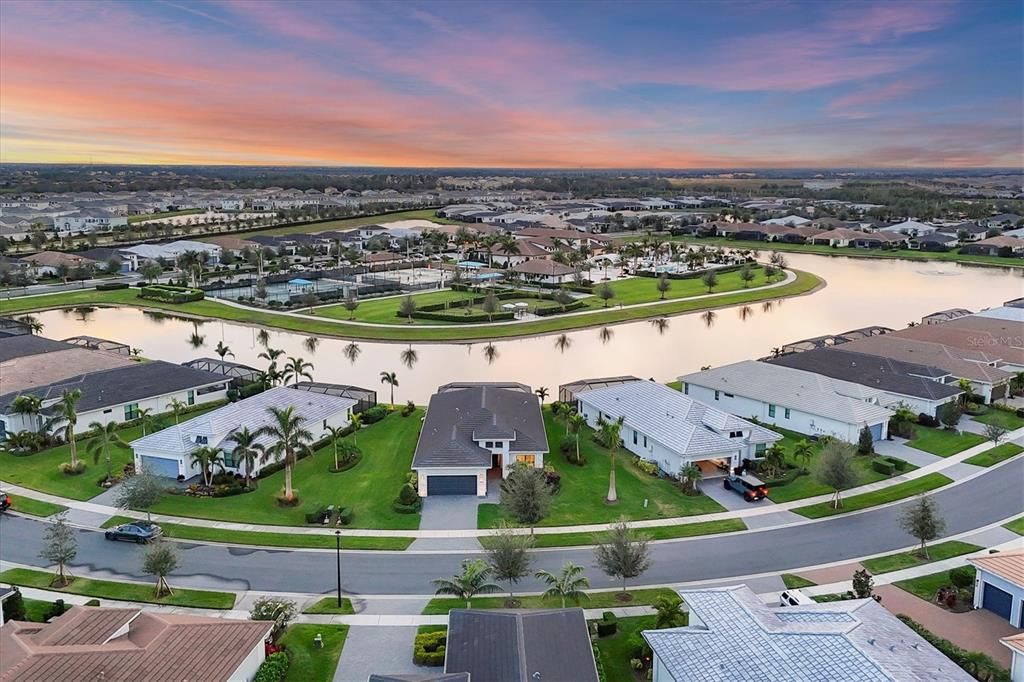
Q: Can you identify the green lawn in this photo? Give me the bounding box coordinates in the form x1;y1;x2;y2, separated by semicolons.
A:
8;496;67;517
478;411;724;529
794;473;953;518
965;443;1024;467
302;597;356;615
422;587;678;615
907;426;986;457
248;208;457;236
23;597;57;622
279;624;349;682
0;568;235;609
0;269;822;342
577;266;773;308
972;409;1024;431
781;574;817;589
1005;517;1024;535
100;516;412;550
491;518;747;549
592;614;685;682
895;567;974;602
861;541;982;575
151;411;423;530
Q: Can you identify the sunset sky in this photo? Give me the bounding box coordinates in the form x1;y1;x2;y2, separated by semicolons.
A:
1;0;1021;168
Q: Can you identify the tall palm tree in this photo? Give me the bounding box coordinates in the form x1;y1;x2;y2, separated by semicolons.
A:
137;407;156;436
10;394;44;434
256;406;314;502
52;389;83;468
554;334;572;353
535;387;549;403
535;562;590;608
258;347;284;367
229;427;264;489
568;412;586;465
599;416;625;504
168;397;186;425
324;425;349;469
282;356;314;387
793;439;815;469
214;341;234;360
189;446;223;487
343;342;361;365
380;371;399;406
348;412;363;445
433;559;502;609
86;421;127;483
400;345;418;370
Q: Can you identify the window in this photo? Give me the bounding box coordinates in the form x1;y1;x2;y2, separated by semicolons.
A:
768;404;776;418
124;403;140;421
323;419;328;430
186;390;195;406
484;441;494;449
784;407;791;419
729;430;743;438
195;435;208;445
714;390;720;401
515;454;535;466
724;392;734;398
103;408;113;414
755;443;766;454
222;450;238;468
632;431;638;445
683;383;689;395
643;435;648;448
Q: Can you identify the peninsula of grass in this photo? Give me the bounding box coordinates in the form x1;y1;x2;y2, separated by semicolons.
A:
794;473;953;519
302;597;356;615
278;623;349;682
0;269;822;341
965;443;1024;467
861;540;982;575
972;409;1024;431
149;411;422;530
1005;517;1024;535
100;516;413;551
781;574;817;589
906;427;986;457
9;496;67;517
896;567;975;602
0;568;235;609
422;587;678;615
485;519;747;549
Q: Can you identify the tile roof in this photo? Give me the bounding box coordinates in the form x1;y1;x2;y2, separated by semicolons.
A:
892;323;1024;366
576;380;781;458
1;347;135;395
413;383;548;469
644;586;971;682
510;259;574;276
680;361;893;425
1001;633;1024;655
969;549;1024;588
840;336;1013;384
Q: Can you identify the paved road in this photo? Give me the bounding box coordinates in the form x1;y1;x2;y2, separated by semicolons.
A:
2;459;1021;596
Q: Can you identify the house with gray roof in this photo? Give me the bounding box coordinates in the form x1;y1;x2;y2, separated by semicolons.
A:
680;360;893;442
644;586;971;682
412;382;547;496
130;386;355;480
575;379;781;478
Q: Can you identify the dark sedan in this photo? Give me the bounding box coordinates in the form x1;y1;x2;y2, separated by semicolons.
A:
104;521;163;543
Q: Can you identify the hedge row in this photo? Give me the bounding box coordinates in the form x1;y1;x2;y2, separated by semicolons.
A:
412;310;515;323
95;282;129;291
139;284;204;303
414;630;447;666
534;300;588;316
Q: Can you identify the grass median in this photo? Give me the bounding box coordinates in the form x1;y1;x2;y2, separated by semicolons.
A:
302;597;356;615
781;574;816;589
422;587;678;615
793;473;953;519
965;443;1024;467
895;567;975;602
0;567;236;609
100;516;413;551
8;496;67;517
861;540;982;575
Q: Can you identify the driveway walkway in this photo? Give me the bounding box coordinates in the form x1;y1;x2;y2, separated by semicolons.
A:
334;626;425;682
698;478;773;512
873;439;942;468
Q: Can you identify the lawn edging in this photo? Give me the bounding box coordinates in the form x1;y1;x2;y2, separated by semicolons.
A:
860;540;982;575
793;473;953;519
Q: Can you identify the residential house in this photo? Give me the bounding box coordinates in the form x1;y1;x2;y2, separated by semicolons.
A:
879;219;937;236
960;236;1024;257
896;317;1024;372
130;386;354;479
921;308;972;325
760;215;810;226
969;549;1024;628
121;240;222;266
941;221;988;242
411;382;548;496
1002;633;1024;682
510;258;575;284
680;360;893;442
912;232;959;251
0;605;273;682
51;209;128;236
76;247;138;273
644;586;972;682
575;379;781;477
19;251;100;277
983;213;1024;229
558;375;641;403
810;228;866;247
0;335;135;396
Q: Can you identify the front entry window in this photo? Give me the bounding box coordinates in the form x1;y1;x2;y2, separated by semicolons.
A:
515;454;536;466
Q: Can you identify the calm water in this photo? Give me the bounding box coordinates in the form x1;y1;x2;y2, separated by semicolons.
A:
34;253;1024;403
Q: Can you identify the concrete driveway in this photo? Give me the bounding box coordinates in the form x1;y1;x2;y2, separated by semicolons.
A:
699;477;775;512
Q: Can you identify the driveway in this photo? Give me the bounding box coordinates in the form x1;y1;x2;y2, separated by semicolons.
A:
873;439;943;468
699;478;774;512
333;626;427;682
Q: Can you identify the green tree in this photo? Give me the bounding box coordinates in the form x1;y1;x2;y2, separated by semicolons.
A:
535;386;549;403
568;412;586;465
857;425;874;456
596;282;615;307
343;294;360;320
499;463;552;532
652;594;685;629
282;356;313;387
852;569;874;599
256;406;314;502
535;562;590;608
899;494;946;559
189;446;223;487
86;421;128;483
399;295;417;323
813;440;860;509
380;371;399;406
599;416;625;504
10;394;44;434
481;291;498;321
656;274;671;299
432;559;502;608
51;389;83;469
739;263;755;287
701;269;719;293
229;427;264;489
984;422;1008;447
214;341;234;360
143;540;179;597
485;523;535;600
39;512;77;587
792;439;815;468
678;462;703;494
115;469;166;521
594;519;652;594
137;407;157;436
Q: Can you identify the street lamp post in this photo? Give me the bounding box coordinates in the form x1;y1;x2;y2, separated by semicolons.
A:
335;530;343;608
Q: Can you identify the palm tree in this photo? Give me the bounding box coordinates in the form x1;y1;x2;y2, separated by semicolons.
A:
343;342;361;365
168;398;186;425
10;394;44;434
324;425;349;469
652;595;686;629
282;356;314;387
229;427;264;489
535;387;549;403
189;446;223;486
16;315;43;334
86;421;127;483
957;378;976;406
599;416;625;504
380;371;399;406
400;345;418;370
568;412;586;465
348;412;362;445
793;439;815;469
256;406;314;502
679;462;703;494
51;389;83;468
304;336;320;354
258;347;284;367
214;341;234;360
433;559;502;609
763;444;786;478
137;407;156;436
535;562;590;608
554;334;572;353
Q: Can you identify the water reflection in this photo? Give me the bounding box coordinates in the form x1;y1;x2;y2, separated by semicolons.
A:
599;327;614;344
738;305;753;321
701;310;717;327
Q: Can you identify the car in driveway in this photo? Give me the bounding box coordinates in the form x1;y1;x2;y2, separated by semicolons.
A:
723;474;769;502
104;521;163;544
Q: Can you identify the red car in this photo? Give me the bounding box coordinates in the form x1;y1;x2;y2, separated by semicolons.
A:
0;491;11;512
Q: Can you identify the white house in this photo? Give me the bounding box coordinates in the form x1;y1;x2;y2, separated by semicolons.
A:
879;219;937;236
52;209;128;236
130;386;355;480
1003;634;1024;682
575;379;781;477
680;360;893;442
760;215;811;227
970;549;1024;628
122;240;222;266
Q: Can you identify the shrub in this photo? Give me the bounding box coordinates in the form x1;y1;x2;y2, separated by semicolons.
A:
917;413;940;428
211;483;246;498
392;500;422;514
542;465;561;492
626;631;652;660
84;599;101;606
361;405;389;424
304;506;329;525
401;400;416;417
250;597;297;636
337;507;354;525
948;566;975;590
413;630;447;666
95;282;128;291
138;284;204;303
596;611;618;637
238;382;265;399
253;652;290;682
886;457;909;472
274;491;300;506
559;440;573;456
398;483;419;506
635;459;659;476
58;461;87;475
871;459;895;476
43;599;67;621
2;588;25;622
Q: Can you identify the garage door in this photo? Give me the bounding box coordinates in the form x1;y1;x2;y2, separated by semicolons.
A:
982;583;1013;620
140;455;180;479
869;423;884;440
427;475;477;496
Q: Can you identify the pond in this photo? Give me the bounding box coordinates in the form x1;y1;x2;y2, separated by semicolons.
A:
32;253;1023;403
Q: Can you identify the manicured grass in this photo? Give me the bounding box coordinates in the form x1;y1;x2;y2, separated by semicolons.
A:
278;623;349;682
965;443;1024;467
592;615;684;682
0;269;822;341
302;597;356;615
1004;517;1024;535
488;519;747;549
896;567;974;602
249;208;458;236
0;403;221;500
23;597;57;622
907;426;986;457
423;588;679;615
577;266;773;308
861;541;982;575
781;574;817;589
150;411;423;530
7;496;67;517
0;568;236;609
794;473;953;518
417;625;447;636
972;408;1024;431
478;411;724;529
100;516;412;550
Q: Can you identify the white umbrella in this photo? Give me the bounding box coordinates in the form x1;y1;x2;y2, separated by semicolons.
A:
515;302;529;308
502;303;516;310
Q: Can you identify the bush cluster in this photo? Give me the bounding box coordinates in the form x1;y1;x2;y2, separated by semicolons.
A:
871;459;895;475
635;264;744;279
595;611;618;637
138;284;204;303
393;483;422;513
401;400;416;417
413;630;447;666
361;405;390;424
253;652;290;682
95;282;129;291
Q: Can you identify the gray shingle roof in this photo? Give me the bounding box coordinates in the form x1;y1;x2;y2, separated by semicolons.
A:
412;383;548;469
644;587;971;682
0;335;72;363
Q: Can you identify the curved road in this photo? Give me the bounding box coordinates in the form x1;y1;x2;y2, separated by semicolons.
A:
2;459;1022;596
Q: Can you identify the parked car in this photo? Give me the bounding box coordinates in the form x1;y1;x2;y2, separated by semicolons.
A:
0;491;10;512
723;474;769;502
104;521;163;544
779;589;815;607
